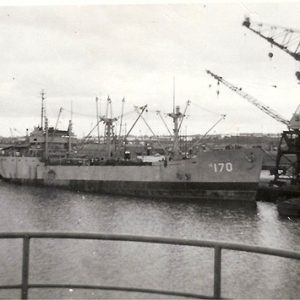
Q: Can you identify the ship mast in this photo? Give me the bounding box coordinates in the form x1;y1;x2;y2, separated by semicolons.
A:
40;89;46;130
167;78;184;159
100;97;117;159
40;89;49;161
68;119;72;157
44;117;49;161
168;106;183;159
95;96;101;145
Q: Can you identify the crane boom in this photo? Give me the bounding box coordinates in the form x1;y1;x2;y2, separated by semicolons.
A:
54;107;63;132
242;17;300;62
118;98;125;139
190;114;226;151
133;106;167;155
156;110;172;136
206;70;290;127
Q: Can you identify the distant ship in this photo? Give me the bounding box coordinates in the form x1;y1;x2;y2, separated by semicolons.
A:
0;93;263;202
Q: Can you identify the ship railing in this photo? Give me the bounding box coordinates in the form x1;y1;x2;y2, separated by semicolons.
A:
0;232;299;300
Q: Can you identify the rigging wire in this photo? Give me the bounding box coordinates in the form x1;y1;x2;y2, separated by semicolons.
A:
190;102;222;116
62;107;135;119
134;106;167;154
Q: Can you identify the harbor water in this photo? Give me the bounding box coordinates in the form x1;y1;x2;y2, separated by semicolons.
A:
0;180;299;299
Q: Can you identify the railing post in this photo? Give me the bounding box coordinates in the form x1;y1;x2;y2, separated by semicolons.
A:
214;246;222;299
21;236;30;300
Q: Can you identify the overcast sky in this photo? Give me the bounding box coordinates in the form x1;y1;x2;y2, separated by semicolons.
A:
0;1;299;137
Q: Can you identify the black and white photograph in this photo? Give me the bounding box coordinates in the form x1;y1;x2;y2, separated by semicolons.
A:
0;0;299;299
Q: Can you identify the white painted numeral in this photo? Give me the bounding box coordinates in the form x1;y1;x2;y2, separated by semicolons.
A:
225;162;233;172
213;163;218;173
212;162;233;173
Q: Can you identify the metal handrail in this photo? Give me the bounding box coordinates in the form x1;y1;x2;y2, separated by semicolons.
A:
0;232;299;300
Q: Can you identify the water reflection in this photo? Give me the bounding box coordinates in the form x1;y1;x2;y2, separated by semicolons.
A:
0;181;299;298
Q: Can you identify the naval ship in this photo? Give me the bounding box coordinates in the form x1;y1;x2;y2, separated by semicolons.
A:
0;95;263;202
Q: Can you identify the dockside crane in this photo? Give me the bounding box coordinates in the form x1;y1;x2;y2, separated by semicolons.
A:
242;17;300;81
206;69;300;185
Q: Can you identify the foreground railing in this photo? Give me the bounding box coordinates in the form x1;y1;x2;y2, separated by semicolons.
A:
0;232;299;299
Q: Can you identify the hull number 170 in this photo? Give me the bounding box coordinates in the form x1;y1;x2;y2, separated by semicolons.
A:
211;162;233;173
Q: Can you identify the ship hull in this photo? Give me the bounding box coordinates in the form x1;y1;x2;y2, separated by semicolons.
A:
0;149;263;202
2;178;257;201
